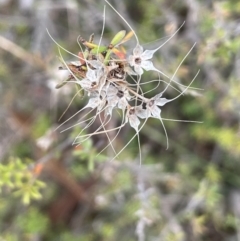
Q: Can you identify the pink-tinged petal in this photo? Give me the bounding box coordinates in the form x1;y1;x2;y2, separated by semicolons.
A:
141;60;155;71
133;44;143;56
150;105;161;118
141;49;156;60
155;97;170;106
129;114;140;132
134;65;144;75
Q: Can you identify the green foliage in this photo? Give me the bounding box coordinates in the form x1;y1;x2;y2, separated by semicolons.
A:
0;234;19;241
0;158;46;205
165;231;184;241
0;60;8;79
12;141;33;159
193;126;240;156
31;114;51;139
16;208;49;234
72;137;106;172
58;232;96;241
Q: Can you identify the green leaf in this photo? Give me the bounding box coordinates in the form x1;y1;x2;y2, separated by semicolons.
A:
91;46;107;54
110;30;126;46
22;192;30;205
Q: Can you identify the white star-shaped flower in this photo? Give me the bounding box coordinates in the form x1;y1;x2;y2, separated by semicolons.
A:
127;107;141;132
85;91;106;111
106;85;131;113
78;61;107;93
128;44;157;76
78;68;100;92
128;22;185;76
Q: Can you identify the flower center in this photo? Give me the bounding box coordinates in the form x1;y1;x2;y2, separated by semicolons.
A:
135;57;142;64
91;81;97;87
129;108;135;115
117;90;124;98
142;102;147;109
148;99;155;107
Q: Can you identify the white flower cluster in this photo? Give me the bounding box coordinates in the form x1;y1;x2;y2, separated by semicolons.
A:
48;0;200;162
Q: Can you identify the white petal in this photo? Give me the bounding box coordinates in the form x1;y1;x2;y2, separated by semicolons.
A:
108;96;119;107
97;68;105;79
150;105;161;118
125;91;131;101
154;93;163;99
88;60;102;69
134;65;144;75
141;49;156;60
125;66;137;76
71;61;80;66
86;96;99;109
118;98;128;111
155;97;170;106
135;106;149;119
128;55;135;66
106;85;118;97
105;105;114;117
79;79;91;90
129;114;140;132
133;44;143;56
141;60;155;71
86;68;96;81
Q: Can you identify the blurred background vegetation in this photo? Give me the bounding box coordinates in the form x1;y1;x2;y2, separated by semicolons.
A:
1;0;240;240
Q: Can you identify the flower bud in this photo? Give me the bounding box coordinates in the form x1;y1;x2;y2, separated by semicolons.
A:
110;30;126;46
